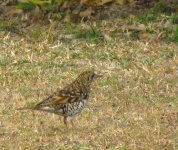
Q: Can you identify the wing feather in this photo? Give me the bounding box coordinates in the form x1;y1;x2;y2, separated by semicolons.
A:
35;87;84;108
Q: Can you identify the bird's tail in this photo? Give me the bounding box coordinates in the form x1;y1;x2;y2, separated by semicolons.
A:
16;106;37;110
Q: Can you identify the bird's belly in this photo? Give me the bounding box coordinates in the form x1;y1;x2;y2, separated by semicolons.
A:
39;106;63;114
61;100;87;116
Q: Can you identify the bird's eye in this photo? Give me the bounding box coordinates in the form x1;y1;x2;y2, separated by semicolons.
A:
91;74;95;78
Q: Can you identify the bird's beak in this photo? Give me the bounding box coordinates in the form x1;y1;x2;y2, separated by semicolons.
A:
94;74;103;78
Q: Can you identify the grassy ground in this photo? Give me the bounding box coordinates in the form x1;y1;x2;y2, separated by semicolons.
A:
0;18;178;149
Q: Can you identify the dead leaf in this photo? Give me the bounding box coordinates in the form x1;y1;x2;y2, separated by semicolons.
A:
141;32;152;41
60;0;70;11
103;33;113;41
63;13;73;23
121;24;146;31
80;0;88;4
97;0;113;6
7;7;23;17
82;0;113;6
63;13;78;23
18;0;29;2
79;7;94;18
115;0;136;5
115;0;128;5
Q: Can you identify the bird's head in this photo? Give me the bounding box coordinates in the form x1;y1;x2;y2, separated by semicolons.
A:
79;70;103;84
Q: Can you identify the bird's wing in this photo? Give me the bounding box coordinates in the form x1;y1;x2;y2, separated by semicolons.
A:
35;87;85;108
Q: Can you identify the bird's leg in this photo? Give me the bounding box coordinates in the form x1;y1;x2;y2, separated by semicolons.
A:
63;116;68;129
71;116;76;128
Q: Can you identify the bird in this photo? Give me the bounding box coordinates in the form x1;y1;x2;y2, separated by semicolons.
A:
17;70;102;128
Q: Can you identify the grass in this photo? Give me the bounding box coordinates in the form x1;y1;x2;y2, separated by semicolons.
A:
0;18;178;150
124;1;178;44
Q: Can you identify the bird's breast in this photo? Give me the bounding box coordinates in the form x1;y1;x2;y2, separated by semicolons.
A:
62;100;87;117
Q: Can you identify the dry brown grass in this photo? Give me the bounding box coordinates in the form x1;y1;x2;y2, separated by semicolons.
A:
0;20;178;150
